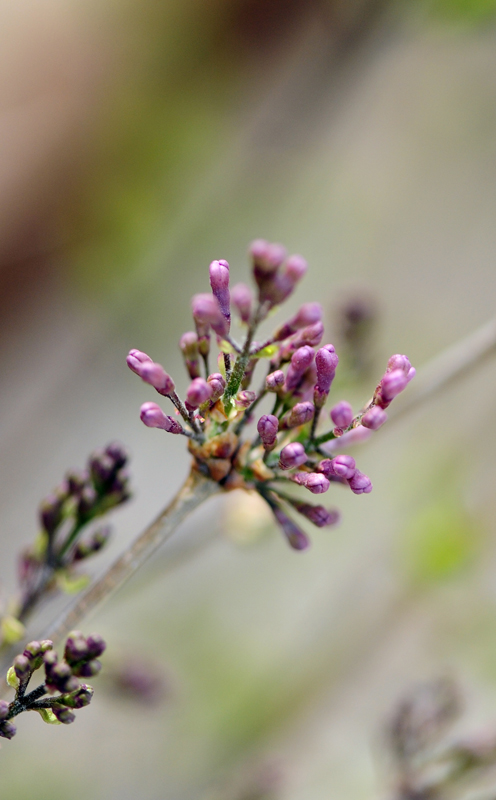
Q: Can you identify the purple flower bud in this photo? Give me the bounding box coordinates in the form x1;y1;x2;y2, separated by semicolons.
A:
65;468;89;496
209;259;230;331
192;293;228;338
291;472;330;494
348;469;372;494
273;303;322;342
315;346;339;394
292;320;324;349
387;353;411;374
13;654;31;679
407;366;416;382
78;485;98;517
250;239;286;277
0;700;9;721
126;348;152;375
318;455;356;480
380;369;408;404
179;332;201;379
0;721;16;739
207;372;226;403
140;402;183;434
278;442;307;470
285;254;308;283
235;390;257;409
266;370;285;391
73;658;102;678
39;494;64;535
185;378;213;410
257;414;279;449
64;632;89;665
272;505;310;551
86;633;106;659
89;450;115;485
140;362;175;395
61;684;94;708
53;707;76;724
231;283;253;324
286;401;314;428
105;441;128;469
330;401;353;428
292;502;340;528
285;346;315;392
361;406;387;430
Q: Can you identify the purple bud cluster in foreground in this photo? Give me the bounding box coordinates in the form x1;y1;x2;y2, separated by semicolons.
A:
127;240;414;550
0;633;105;740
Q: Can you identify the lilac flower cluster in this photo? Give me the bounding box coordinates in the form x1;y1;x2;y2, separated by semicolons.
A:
12;444;130;630
0;632;105;739
128;240;414;551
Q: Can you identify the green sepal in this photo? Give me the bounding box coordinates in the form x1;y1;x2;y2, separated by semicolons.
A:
253;344;278;359
6;666;20;689
217;339;235;354
35;708;61;725
55;570;90;595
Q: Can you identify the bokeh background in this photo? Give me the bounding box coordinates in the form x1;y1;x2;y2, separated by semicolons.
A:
2;0;496;797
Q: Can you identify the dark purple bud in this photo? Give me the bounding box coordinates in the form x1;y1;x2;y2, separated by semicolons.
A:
286;401;314;428
361;406;387;430
380;369;408;404
192;293;228;338
64;631;89;665
45;660;79;694
39;494;64;535
330;401;353;428
89;451;115;485
53;707;76;724
291;472;330;494
207;372;226;403
185;378;212;410
266;370;285;391
231;283;253;323
315;346;339;396
23;639;52;670
209;259;230;331
61;684;94;709
348;469;373;494
179;332;200;379
0;700;9;721
278;442;307;470
0;721;16;739
292;502;340;528
86;633;106;659
257;414;279;450
77;485;98;517
105;441;128;469
126;348;152;376
65;468;89;496
140;362;175;395
271;505;310;551
273;303;322;342
13;654;31;679
140;402;183;434
235;390;256;409
73;659;102;678
318;455;356;480
387;354;411;374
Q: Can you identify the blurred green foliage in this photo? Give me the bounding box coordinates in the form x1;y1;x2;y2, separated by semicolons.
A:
420;0;496;24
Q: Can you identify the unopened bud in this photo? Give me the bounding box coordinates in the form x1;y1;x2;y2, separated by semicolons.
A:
273;303;322;342
361;406;387;430
318;455;356;480
140;402;183;434
126;348;152;375
185;378;212;410
291;472;330;494
315;346;339;396
257;414;279;450
292;502;340;528
266;370;285;391
379;369;408;405
180;332;200;379
207;372;226;403
272;505;310;551
231;283;253;324
235;390;256;409
278;443;307;470
348;469;372;494
140;362;175;395
192;293;228;338
209;259;230;331
0;721;16;739
330;401;353;428
285;401;314;428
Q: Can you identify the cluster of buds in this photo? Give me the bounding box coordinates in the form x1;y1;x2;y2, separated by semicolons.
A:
4;444;130;640
128;240;414;551
0;632;105;739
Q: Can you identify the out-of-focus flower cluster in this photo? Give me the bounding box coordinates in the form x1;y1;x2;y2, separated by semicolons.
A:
128;240;414;551
0;632;105;740
0;444;130;646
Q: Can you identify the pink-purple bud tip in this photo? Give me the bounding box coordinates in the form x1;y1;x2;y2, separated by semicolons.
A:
140;403;183;434
361;406;387;430
140;362;175;395
209;259;230;329
330;400;353;429
278;442;307;470
127;349;152;375
186;378;212;409
292;472;330;494
318;455;356;480
266;370;285;391
257;414;279;448
348;469;372;494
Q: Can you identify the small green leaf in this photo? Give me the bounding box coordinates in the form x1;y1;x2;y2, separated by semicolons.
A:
253;344;278;359
1;615;26;645
6;667;20;689
33;531;49;559
35;708;61;725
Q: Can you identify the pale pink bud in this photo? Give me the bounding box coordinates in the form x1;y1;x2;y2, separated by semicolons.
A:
361;406;387;430
140;402;182;434
279;442;307;470
291;472;330;494
231;283;252;324
387;354;411;374
381;369;408;403
140;362;175;395
127;349;152;375
330;401;353;428
266;370;285;391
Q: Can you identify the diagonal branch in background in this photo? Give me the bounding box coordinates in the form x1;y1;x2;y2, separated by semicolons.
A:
1;316;496;691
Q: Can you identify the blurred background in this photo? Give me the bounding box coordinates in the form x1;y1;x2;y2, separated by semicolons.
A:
1;0;496;797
